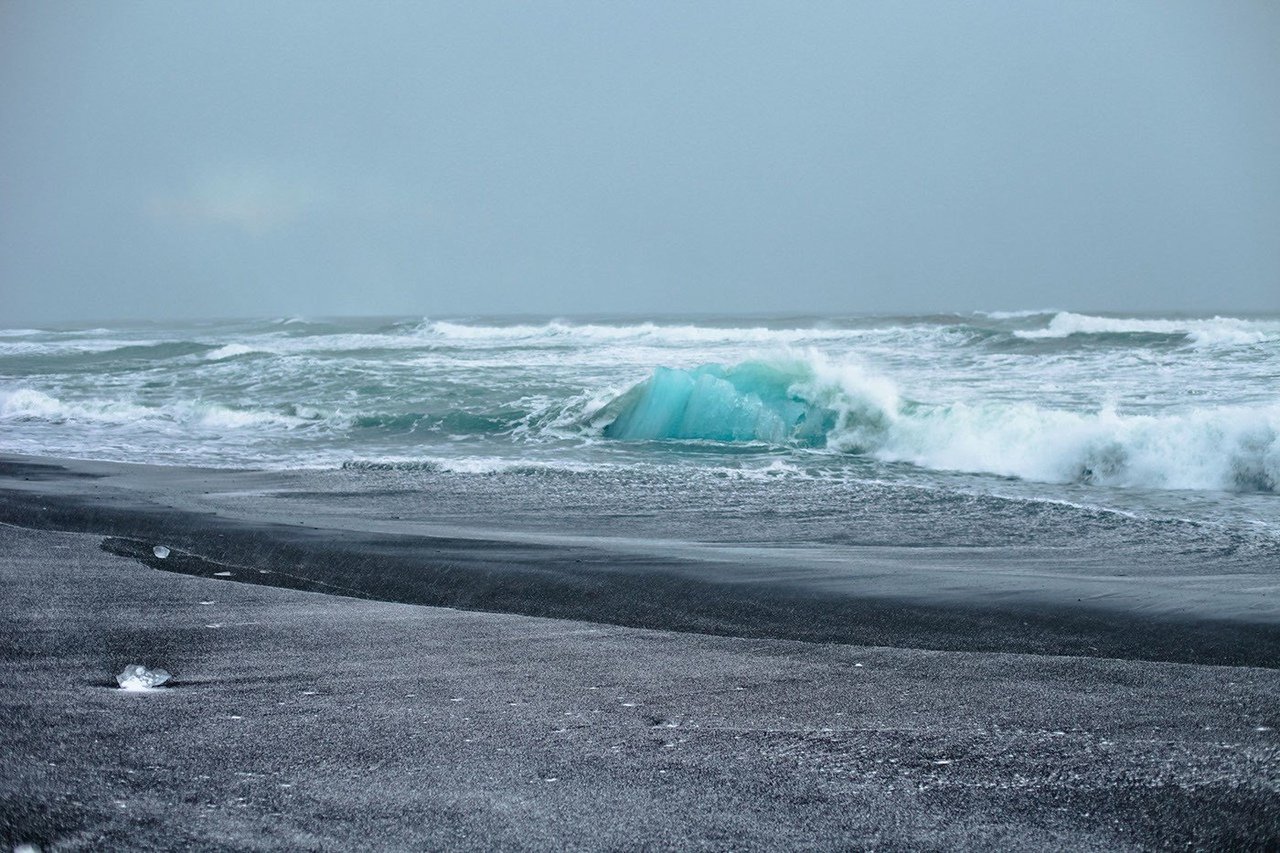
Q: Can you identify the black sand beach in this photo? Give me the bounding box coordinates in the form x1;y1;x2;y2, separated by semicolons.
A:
7;0;1280;846
2;456;1279;849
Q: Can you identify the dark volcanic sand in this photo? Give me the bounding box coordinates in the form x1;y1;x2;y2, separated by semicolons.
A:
1;455;1277;669
1;456;1279;849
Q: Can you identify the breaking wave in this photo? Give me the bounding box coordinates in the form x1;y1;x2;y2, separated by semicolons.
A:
205;342;267;360
596;355;1280;492
1014;312;1279;347
0;388;307;431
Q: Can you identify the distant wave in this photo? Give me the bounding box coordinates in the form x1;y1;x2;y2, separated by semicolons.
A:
205;342;267;360
1014;312;1279;347
0;337;173;358
596;355;1280;493
411;315;1279;351
417;320;867;346
974;309;1057;320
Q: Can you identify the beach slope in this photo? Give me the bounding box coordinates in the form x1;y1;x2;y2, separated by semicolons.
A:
2;521;1278;850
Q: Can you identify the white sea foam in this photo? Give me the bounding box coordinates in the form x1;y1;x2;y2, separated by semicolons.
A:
1014;312;1279;347
0;388;154;424
205;342;265;360
866;398;1280;492
0;387;306;431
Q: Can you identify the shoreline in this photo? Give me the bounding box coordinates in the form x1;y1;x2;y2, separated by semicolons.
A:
1;453;1277;668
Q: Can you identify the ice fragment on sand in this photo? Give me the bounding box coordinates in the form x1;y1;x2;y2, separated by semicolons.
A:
213;571;232;577
153;545;170;559
116;664;171;690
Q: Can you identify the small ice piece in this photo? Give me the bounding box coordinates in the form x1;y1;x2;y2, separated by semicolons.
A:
116;664;171;690
152;545;170;559
213;571;232;577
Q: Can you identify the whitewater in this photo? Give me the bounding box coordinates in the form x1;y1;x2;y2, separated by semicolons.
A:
1;311;1277;535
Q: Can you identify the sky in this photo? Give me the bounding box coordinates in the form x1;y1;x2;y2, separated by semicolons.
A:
1;1;1277;323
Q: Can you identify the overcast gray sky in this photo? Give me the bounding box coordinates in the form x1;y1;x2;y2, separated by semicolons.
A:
1;1;1277;322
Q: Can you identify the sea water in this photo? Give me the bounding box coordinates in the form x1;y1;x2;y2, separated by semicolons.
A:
0;312;1277;548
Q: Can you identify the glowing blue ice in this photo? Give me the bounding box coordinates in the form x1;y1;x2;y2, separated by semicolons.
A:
600;363;831;444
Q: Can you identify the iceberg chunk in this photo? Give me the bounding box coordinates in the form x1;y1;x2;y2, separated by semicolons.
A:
116;664;171;690
601;363;825;444
152;545;170;559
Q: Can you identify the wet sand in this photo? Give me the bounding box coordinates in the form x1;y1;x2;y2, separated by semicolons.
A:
1;455;1277;668
1;456;1279;849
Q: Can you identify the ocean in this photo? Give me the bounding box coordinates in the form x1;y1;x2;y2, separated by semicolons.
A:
1;311;1277;566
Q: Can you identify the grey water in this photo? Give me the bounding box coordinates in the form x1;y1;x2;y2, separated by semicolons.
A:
1;311;1277;554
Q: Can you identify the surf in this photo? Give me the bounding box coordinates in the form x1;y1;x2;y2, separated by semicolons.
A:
595;354;1280;493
